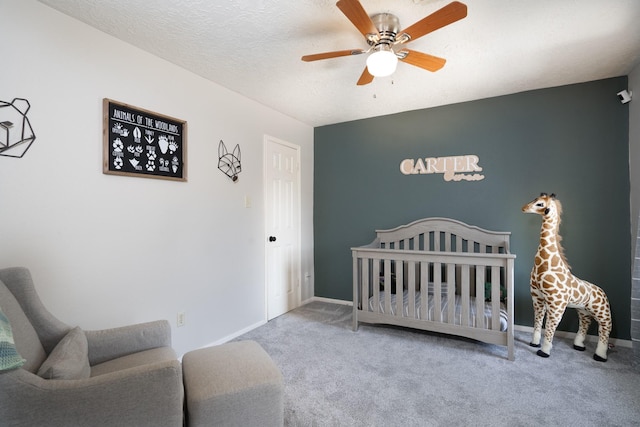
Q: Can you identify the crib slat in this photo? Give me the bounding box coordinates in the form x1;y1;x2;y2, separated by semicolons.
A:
446;263;455;323
461;265;470;327
372;258;380;314
444;233;452;252
491;265;501;330
407;261;416;318
420;261;428;320
384;259;391;314
395;259;404;317
433;262;442;321
476;264;486;329
361;258;370;314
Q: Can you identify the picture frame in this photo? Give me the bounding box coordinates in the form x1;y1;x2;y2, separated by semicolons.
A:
103;98;187;181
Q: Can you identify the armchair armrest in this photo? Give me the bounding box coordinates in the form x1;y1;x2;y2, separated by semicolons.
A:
85;320;172;365
1;359;183;427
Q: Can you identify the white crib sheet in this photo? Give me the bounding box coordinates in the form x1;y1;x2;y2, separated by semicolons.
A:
368;291;508;331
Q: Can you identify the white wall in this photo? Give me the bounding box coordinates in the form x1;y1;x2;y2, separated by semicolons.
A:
0;1;314;356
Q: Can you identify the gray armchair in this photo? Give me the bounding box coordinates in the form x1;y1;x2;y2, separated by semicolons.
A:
0;267;184;427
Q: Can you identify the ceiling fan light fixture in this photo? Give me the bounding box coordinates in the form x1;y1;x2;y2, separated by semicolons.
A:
366;47;398;77
302;1;468;85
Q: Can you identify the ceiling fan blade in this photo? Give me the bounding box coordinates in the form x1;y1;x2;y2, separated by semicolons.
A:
336;0;379;38
398;49;446;72
398;1;467;43
301;49;366;62
356;67;374;86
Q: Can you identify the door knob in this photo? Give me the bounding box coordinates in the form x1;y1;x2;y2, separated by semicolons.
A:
269;236;277;242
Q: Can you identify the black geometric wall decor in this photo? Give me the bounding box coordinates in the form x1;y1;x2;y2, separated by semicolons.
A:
0;98;36;158
218;139;241;182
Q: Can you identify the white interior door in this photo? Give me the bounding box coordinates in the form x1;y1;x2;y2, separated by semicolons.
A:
264;135;301;320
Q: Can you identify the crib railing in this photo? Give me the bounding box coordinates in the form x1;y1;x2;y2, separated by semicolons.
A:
352;246;516;359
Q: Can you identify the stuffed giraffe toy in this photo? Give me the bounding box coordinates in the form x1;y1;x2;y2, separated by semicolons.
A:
522;193;612;362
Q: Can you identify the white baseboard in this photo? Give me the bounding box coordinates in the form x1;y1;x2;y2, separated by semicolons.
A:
306;296;353;306
514;324;633;348
198;319;268;350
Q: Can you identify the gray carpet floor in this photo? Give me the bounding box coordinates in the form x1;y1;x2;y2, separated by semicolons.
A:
235;301;640;427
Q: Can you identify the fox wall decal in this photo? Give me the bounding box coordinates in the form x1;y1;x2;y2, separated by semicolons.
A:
218;139;241;182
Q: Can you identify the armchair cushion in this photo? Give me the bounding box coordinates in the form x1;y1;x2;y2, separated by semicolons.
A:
91;346;177;377
0;307;25;372
37;326;90;380
86;320;172;366
0;278;46;372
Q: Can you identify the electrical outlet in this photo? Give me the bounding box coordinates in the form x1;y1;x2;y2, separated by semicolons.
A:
177;311;185;327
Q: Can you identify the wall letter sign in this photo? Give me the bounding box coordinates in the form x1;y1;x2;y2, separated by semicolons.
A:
400;154;485;182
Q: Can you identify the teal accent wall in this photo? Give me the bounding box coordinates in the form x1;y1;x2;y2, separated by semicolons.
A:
314;77;631;339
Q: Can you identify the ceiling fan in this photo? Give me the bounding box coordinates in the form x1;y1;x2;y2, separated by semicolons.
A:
301;0;467;85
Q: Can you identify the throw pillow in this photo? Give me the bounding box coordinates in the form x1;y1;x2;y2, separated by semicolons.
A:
0;306;26;372
37;326;91;380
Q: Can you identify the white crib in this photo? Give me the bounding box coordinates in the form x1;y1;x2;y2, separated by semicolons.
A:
352;217;516;360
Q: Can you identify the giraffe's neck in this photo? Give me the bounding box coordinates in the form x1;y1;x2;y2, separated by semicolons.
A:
539;215;560;249
535;213;570;271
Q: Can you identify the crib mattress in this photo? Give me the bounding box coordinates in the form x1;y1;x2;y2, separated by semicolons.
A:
368;291;508;331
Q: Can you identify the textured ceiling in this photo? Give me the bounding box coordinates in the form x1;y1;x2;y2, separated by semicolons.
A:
38;0;640;127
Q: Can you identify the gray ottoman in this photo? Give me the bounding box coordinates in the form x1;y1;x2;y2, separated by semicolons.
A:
182;340;284;427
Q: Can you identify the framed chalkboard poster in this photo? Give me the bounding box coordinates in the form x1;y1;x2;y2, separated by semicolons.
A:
103;98;187;181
